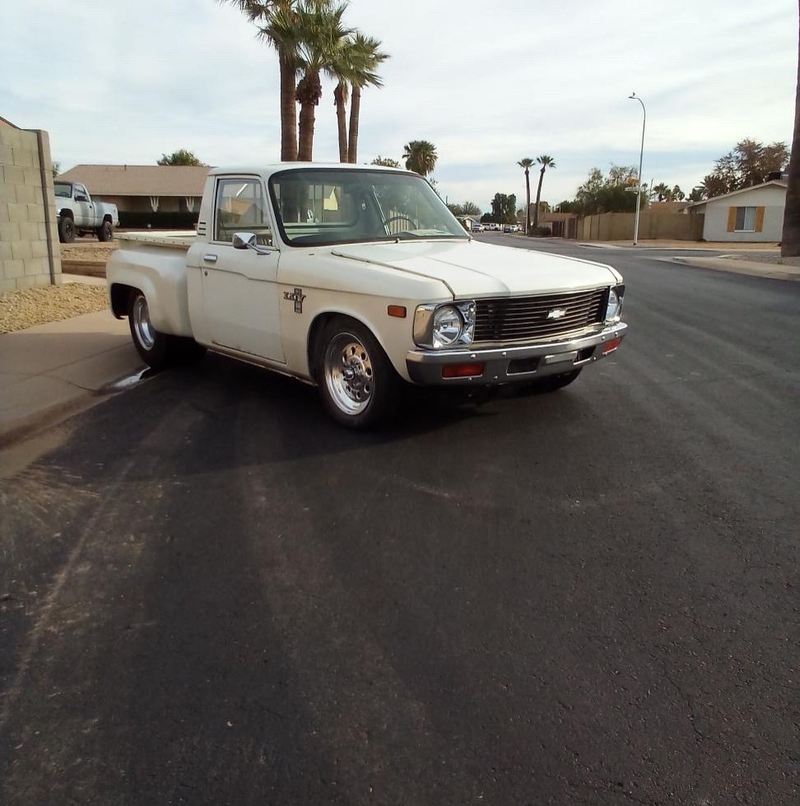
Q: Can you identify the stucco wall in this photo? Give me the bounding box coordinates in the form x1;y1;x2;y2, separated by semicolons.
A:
0;122;61;292
702;186;786;243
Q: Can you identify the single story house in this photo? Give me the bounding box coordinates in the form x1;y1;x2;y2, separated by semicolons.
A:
55;164;209;215
685;180;787;243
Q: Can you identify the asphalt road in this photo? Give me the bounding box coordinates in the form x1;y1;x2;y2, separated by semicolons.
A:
2;241;799;805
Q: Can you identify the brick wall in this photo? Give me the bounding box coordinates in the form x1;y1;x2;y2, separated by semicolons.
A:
0;120;61;292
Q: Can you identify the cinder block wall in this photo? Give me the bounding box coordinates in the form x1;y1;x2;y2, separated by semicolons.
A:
0;121;61;292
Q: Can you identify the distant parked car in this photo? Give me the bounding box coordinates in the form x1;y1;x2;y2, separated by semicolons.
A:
503;225;513;233
471;222;484;233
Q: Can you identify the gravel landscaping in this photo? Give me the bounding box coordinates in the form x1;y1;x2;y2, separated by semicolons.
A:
0;240;115;334
0;283;108;334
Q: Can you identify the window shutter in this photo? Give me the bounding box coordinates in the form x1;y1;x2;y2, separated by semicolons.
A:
755;206;765;233
727;207;737;232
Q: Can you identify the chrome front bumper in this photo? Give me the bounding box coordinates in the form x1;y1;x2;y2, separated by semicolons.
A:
406;322;628;385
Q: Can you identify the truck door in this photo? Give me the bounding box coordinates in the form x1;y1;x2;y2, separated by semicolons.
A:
73;183;95;227
199;176;284;363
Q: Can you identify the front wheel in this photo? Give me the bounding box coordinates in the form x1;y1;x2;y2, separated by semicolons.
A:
317;317;400;429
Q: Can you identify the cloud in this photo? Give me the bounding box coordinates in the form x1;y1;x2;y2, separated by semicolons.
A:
1;0;795;208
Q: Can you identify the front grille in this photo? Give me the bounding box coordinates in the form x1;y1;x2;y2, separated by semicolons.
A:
473;288;607;344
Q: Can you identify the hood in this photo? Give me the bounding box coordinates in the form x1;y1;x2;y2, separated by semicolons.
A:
332;240;620;298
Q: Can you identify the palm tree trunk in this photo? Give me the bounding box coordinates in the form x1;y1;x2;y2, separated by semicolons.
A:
534;168;545;229
334;83;348;163
781;4;800;256
525;170;531;235
296;72;321;162
297;103;316;161
279;51;298;162
347;85;361;163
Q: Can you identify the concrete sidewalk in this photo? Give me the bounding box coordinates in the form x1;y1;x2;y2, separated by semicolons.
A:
665;255;800;282
0;305;142;447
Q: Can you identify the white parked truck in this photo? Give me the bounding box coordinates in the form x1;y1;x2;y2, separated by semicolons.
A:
106;164;627;428
54;180;119;243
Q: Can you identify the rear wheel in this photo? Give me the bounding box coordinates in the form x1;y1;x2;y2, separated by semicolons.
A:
129;291;170;369
317;317;400;429
97;220;113;241
127;290;205;370
58;216;75;243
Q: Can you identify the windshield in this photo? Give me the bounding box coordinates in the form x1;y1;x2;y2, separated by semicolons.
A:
268;168;469;247
54;182;72;198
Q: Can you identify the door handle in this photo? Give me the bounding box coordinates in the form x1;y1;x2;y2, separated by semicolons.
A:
203;254;218;263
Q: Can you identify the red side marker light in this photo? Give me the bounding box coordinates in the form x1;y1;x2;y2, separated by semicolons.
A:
387;305;407;318
442;363;485;378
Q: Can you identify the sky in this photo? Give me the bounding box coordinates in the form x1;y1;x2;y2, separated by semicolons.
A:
1;0;796;212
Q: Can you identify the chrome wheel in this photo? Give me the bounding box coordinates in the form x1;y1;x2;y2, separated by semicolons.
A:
324;332;375;415
132;294;156;351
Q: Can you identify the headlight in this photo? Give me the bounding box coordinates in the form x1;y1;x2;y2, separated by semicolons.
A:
432;305;463;347
605;285;624;321
414;301;476;348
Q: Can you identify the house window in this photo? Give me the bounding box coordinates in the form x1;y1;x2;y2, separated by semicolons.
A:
734;206;756;232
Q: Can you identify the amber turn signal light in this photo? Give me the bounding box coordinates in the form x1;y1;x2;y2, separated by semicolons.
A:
442;363;485;378
387;305;407;318
602;337;622;354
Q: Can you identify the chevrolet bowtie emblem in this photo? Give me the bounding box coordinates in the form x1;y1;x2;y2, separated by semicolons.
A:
547;308;567;320
284;287;306;313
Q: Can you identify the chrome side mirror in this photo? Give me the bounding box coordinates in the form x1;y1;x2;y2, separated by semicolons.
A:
232;232;272;254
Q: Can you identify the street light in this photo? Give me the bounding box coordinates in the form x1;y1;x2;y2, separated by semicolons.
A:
628;92;646;246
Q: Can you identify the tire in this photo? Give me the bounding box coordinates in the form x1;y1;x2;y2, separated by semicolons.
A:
128;290;171;370
97;220;113;242
128;290;206;370
58;216;75;243
316;316;400;429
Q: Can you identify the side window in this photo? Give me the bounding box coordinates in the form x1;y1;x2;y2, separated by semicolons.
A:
214;178;272;246
75;184;87;200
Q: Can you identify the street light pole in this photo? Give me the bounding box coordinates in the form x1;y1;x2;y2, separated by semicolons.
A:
628;92;646;246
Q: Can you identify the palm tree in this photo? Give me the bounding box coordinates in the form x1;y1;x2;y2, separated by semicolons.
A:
330;33;388;163
533;155;556;229
346;33;388;163
652;182;670;202
782;2;800;257
293;1;352;161
403;141;437;176
224;1;301;162
518;158;533;234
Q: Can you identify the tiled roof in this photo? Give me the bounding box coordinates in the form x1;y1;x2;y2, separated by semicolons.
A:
56;164;209;196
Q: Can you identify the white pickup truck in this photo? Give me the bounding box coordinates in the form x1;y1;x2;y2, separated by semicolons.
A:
107;164;627;428
54;180;119;243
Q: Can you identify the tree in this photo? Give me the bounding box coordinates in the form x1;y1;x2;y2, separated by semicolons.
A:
51;161;60;178
489;193;517;223
700;139;789;197
533;155;555;228
572;165;646;215
403;140;437;176
371;156;400;167
331;32;388;163
293;1;351;161
157;149;206;166
517;158;533;234
782;3;800;257
652;182;670;202
446;201;480;217
225;1;300;162
344;33;388;163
